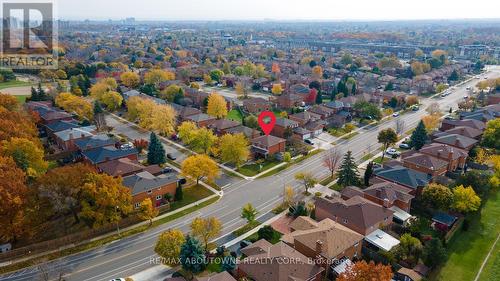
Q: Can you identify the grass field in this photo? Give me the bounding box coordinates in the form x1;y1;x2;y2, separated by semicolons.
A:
237;159;280;176
14;95;30;104
432;191;500;281
169;184;214;211
0;80;31;90
227;109;244;122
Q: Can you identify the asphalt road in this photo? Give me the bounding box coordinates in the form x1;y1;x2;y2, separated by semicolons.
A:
1;68;498;281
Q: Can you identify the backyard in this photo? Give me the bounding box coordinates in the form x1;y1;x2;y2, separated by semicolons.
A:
431;191;500;281
227;109;244;122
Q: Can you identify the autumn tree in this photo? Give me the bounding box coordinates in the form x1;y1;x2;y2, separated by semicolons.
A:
482;119;499;150
377;128;398;163
190;217;222;251
159;84;183;102
218;133;249;167
207;92;227;119
139;198;159;226
235;81;249;99
422;183;453;210
36;163;96;223
144;69;175;89
284;186;295;207
177;121;198;145
393;233;423;267
422;114;441;132
79;173;133;228
181;154;219;184
271;83;283;95
452;185;481;213
150;104;177;136
155;229;185;265
405;95;419;107
241;203;258;223
101;91;123;111
312;65;323;79
1;137;48;177
191;127;218;154
93;101;106;131
323;148;342;178
120;71;140;88
0;94;19;111
0;108;39;144
295;172;318;194
0;156;29;242
55;92;93;120
338;260;392;281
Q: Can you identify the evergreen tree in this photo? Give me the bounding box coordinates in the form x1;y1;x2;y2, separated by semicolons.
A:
221;252;236;272
364;162;374;187
410;120;428;150
174;185;183;201
351;83;357;95
384;81;394;91
448;70;459;81
147;132;166;165
423;238;447;268
30;86;39;101
180;235;206;278
337;151;361;187
37;83;46;100
315;91;323;104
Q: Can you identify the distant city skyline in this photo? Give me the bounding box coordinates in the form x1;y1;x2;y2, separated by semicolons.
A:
58;0;500;21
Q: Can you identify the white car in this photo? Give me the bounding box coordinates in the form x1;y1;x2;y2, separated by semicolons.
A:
392;112;400;117
109;279;126;281
385;148;401;156
466;86;471;90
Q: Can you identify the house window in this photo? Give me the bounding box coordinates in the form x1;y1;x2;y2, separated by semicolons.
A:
354;242;359;248
147;190;152;194
156;195;162;200
134;202;140;209
343;219;348;224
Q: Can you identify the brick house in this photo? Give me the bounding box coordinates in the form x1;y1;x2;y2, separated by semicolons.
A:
238;240;324;281
74;134;116;152
341;181;414;212
225;125;261;140
122;171;178;208
400;152;449;177
251;135;286;158
439;119;485;131
271;118;299;139
373;165;431;195
275;94;303;109
433;134;478;151
184;113;216;127
242;97;271;114
208;119;240;136
418;143;468;172
315;196;394;235
81;146;138;165
308;105;335;120
45;119;80;139
289;111;321;127
97;158;162;177
53;126;96;151
281;217;364;269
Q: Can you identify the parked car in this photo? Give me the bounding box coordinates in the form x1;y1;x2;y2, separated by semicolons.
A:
108;279;125;281
385;148;401;156
162;167;173;173
411;105;420;111
399;143;410;149
304;139;314;145
444;114;454;120
120;143;133;150
466;86;471;90
167;153;176;160
392;112;400;117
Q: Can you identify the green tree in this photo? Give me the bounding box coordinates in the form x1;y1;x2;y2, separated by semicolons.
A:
294;172;318;194
241;203;258;223
409;120;428;150
174;185;183;201
393;233;422;267
423;238;447;268
448;70;459;81
384;82;394;91
244;115;258;129
180;235;206;278
257;225;276;242
364;161;374;187
147;132;166;165
337;151;361;187
209;69;224;83
221;253;236;272
422;183;453;210
482;119;499;150
377;128;398;163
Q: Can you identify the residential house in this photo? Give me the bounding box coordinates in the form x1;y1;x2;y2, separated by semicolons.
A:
341;181;414;213
418;143;468;172
487;93;500;105
433;134;478;151
225;125;261;140
238;240;324;281
54;126;96;151
122;89;166;105
275;94;303;109
460;109;495;123
208;119;240;136
185;113;216;127
373;165;431;195
122;171;178;208
97;158;162;177
251;135;286;158
194;271;236;281
434;126;483;140
74;134;116;152
289;111;321;127
171;104;202;121
314;195;394;235
271;118;299;139
44;119;80;138
281;217;364;270
81;146;138;165
242;97;271;114
400;152;449;177
439;119;485;131
308;105;335;120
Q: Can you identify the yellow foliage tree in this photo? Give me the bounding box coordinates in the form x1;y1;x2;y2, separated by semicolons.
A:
150;104;177;136
421;114;441;132
271;83;283;95
120;71;140;88
177;121;198;145
138;198;158;226
101;91;123;111
154;229;185;265
190;217;222;250
55;92;93;120
144;69;175;88
312;65;323;79
218;133;249;167
452;185;481;213
1;137;48;177
207;92;227;119
181;154;219;184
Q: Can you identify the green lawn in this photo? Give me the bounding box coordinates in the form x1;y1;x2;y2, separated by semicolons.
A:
169;184;214;211
432;191;500;281
237;159;281;177
14;95;30;104
232;220;261;236
0;80;31;90
227;109;244;122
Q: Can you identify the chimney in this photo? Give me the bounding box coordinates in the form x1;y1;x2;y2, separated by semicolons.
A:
448;150;453;160
315;240;324;255
383;198;390;208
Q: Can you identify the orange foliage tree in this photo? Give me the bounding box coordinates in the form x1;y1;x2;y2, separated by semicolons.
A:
338;261;393;281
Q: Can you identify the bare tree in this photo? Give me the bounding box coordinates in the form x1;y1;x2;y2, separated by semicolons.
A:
323;148;342;178
426;102;441;115
395;118;406;136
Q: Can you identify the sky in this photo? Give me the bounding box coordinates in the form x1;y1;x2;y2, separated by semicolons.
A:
58;0;500;21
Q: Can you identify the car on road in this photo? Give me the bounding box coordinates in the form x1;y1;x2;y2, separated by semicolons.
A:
108;279;125;281
162;167;173;173
304;139;314;145
399;143;410;149
466;86;471;90
411;105;419;111
392;112;400;117
385;148;401;156
463;95;469;99
167;153;176;160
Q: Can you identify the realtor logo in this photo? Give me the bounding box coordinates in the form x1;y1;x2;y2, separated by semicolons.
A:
1;0;57;69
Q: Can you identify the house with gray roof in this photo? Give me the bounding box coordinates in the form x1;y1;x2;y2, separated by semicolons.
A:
74;134;117;151
373;165;431;193
81;146;138;165
122;171;179;208
54;126;96;151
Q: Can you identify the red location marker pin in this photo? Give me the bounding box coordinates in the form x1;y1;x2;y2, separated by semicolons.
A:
258;111;276;136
